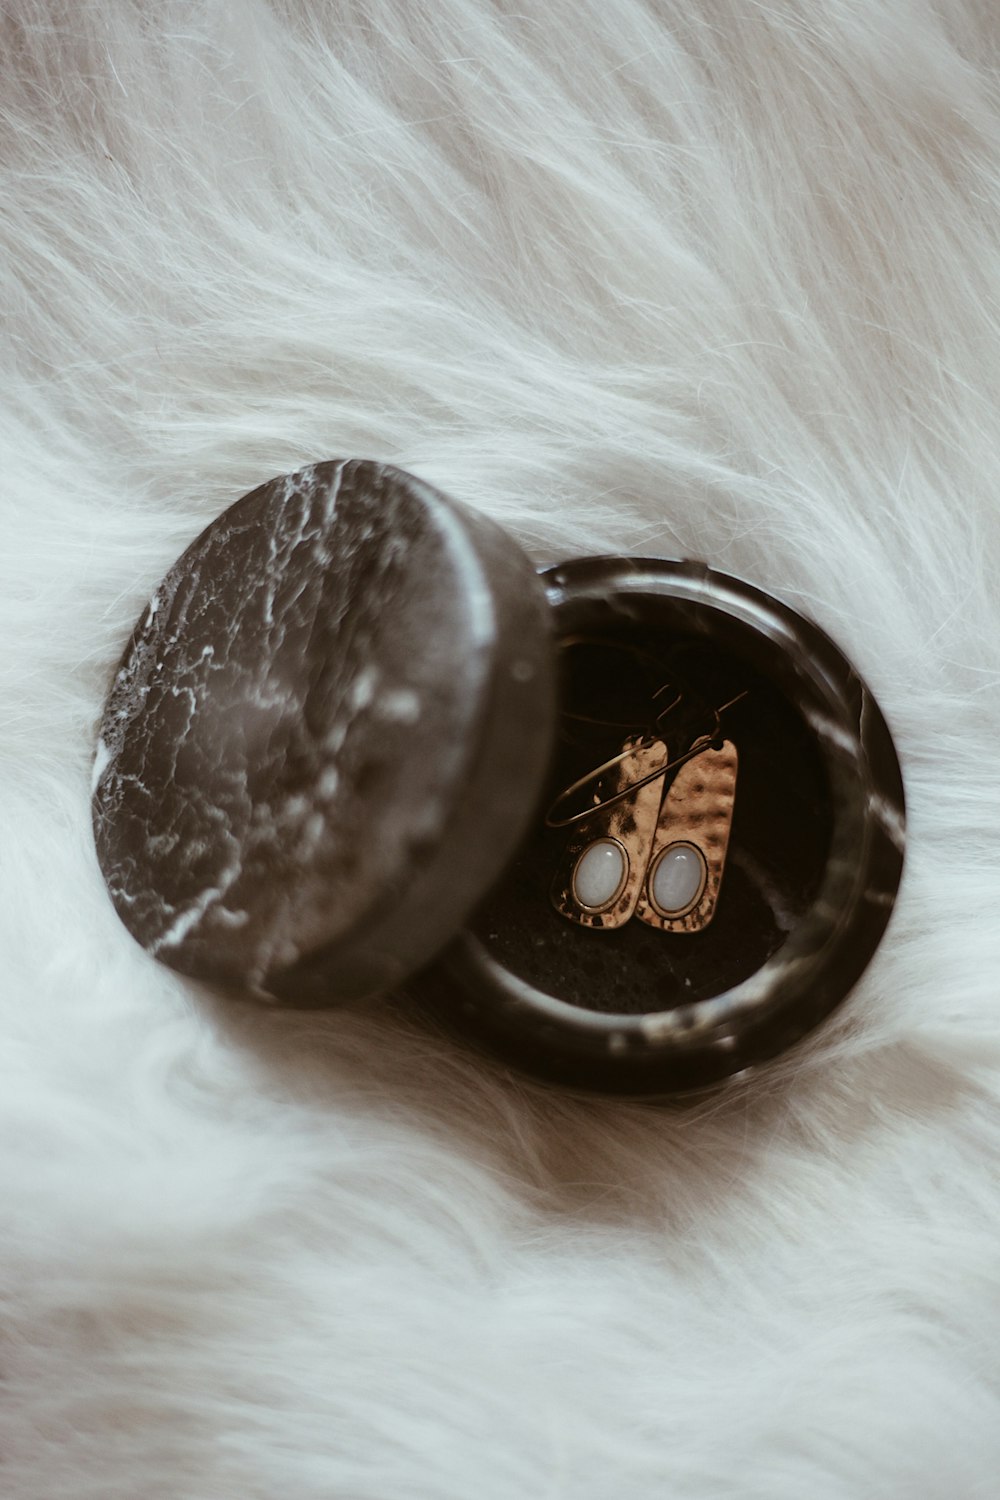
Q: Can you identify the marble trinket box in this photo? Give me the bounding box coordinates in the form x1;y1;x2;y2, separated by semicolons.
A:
92;461;905;1095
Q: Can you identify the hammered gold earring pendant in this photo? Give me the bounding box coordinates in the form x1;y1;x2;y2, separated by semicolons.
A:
549;737;739;934
634;740;738;932
550;736;668;929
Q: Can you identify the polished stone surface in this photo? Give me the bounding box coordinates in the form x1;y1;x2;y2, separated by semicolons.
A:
93;460;555;1002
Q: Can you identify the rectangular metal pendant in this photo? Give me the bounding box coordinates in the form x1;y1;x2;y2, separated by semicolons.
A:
550;736;666;930
634;740;738;933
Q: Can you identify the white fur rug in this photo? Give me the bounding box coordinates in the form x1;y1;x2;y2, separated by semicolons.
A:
5;2;1000;1495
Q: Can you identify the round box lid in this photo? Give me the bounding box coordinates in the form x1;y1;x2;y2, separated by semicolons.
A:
92;460;556;1002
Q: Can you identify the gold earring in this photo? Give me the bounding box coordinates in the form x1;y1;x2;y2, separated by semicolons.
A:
634;740;738;933
549;735;668;929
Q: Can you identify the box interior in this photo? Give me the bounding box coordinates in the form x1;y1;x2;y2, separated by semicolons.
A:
469;628;834;1015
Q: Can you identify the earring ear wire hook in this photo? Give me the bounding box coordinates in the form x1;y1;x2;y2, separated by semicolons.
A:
556;635;683;737
545;735;711;828
544;690;748;829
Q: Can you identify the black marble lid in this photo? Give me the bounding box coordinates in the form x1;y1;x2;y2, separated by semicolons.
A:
92;460;556;1002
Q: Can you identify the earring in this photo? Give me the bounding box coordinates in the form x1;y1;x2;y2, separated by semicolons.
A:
634;740;738;932
549;735;668;929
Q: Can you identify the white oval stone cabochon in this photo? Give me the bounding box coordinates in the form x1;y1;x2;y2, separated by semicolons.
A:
649;841;707;917
572;838;628;911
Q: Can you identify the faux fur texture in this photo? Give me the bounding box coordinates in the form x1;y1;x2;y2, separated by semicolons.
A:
4;1;1000;1495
